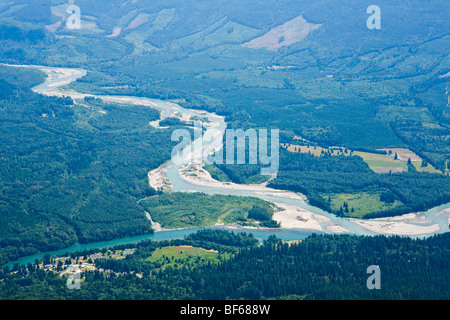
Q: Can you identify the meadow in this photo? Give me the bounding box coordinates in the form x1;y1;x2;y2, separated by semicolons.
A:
139;192;279;229
144;245;227;270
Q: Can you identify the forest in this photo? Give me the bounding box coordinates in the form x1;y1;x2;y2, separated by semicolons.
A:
51;0;450;220
0;66;178;265
205;144;450;218
1;230;448;300
268;149;450;218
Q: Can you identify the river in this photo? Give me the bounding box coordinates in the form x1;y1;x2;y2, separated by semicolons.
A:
6;64;450;266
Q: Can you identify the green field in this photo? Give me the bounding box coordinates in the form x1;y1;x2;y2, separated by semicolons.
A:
140;192;278;229
353;151;408;173
326;192;403;218
282;144;350;157
145;245;219;261
144;245;228;270
283;144;408;173
283;144;442;175
283;144;410;173
412;161;442;174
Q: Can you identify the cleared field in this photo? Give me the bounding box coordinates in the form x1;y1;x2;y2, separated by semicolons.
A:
412;161;442;174
144;245;225;269
353;151;407;173
243;15;321;51
281;144;350;156
140;192;276;229
283;144;441;174
378;148;422;162
326;193;403;218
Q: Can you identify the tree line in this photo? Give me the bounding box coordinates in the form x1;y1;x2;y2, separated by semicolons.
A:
1;230;448;300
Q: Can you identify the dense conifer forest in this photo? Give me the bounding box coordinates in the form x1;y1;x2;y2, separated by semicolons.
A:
0;69;177;265
1;230;448;300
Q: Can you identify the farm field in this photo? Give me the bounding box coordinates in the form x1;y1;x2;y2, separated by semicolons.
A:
325;193;403;218
144;245;229;270
145;245;220;262
353;151;408;173
282;143;441;174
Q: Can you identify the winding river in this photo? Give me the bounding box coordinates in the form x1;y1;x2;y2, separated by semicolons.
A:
7;64;450;266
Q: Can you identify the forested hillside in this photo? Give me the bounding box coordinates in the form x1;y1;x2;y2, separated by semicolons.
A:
1;0;447;166
1;230;449;300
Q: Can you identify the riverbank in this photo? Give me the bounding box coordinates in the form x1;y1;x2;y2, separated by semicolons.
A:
176;161;449;236
11;63;450;239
